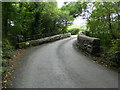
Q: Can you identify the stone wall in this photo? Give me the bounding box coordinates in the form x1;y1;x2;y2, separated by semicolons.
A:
17;33;71;49
77;34;100;55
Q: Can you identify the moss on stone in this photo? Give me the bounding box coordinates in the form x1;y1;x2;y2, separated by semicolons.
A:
17;33;71;49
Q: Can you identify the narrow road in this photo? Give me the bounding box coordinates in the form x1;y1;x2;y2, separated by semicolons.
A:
9;36;118;88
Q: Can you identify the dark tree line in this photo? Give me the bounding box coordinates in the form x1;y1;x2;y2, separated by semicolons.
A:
2;2;73;48
61;1;120;63
2;1;120;64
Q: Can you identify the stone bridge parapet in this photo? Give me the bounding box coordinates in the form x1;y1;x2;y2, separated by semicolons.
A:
77;34;100;55
17;33;71;49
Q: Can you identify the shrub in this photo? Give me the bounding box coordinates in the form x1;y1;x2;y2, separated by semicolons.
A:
2;51;14;59
106;39;120;64
84;28;119;64
2;39;14;59
2;39;14;51
68;27;81;35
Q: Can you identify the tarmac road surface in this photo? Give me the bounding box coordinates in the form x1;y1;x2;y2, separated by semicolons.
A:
9;36;118;88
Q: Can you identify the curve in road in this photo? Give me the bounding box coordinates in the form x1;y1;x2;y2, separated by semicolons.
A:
9;36;118;88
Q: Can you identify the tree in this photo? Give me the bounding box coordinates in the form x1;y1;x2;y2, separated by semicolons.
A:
61;1;120;62
61;2;88;18
2;2;73;47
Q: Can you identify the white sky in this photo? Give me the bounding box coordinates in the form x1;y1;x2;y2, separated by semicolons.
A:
70;16;87;29
56;0;87;29
56;0;77;8
56;0;64;8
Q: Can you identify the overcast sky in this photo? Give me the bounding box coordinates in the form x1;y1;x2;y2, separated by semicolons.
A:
56;0;87;29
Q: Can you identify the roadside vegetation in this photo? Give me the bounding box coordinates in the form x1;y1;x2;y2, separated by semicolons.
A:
2;1;120;78
2;2;74;76
2;3;74;88
62;2;120;69
67;27;82;35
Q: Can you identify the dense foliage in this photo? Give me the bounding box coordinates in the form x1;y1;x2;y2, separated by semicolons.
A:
87;2;120;64
2;2;75;70
62;2;120;64
68;27;81;35
2;1;120;85
2;2;120;66
2;2;73;48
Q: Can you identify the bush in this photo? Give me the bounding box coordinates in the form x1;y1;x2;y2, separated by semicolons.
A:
106;39;120;64
2;51;14;59
2;39;14;59
2;39;14;51
68;27;81;35
84;28;120;64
